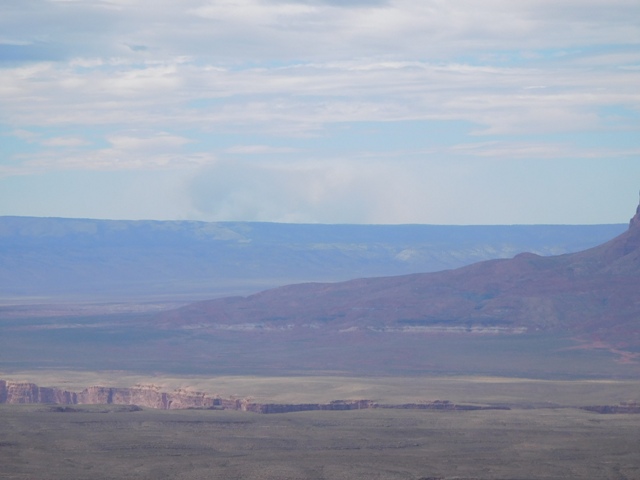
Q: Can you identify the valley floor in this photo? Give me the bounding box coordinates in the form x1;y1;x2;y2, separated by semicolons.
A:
1;403;639;480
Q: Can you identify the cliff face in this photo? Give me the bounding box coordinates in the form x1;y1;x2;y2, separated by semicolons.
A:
0;379;507;413
6;379;639;414
0;381;226;410
0;380;366;412
0;380;76;405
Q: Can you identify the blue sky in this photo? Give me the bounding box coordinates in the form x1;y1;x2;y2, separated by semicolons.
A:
1;0;639;224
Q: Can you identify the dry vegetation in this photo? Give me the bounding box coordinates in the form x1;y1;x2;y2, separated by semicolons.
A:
2;376;640;479
2;403;640;480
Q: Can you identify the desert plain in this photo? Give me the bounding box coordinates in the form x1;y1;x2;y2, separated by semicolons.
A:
2;214;640;479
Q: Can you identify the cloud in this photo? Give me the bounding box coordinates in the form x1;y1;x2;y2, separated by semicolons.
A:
189;155;640;225
2;1;639;65
5;129;90;148
189;158;389;223
0;0;123;62
451;141;640;160
40;136;91;147
15;133;212;172
3;56;638;136
107;133;191;151
2;0;639;139
225;145;298;154
1;0;640;223
22;151;215;172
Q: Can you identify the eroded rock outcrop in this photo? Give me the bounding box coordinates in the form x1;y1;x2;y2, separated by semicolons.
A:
0;380;225;410
0;379;510;413
0;380;77;405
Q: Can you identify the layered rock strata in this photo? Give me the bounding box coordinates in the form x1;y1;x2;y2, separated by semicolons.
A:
0;380;238;410
0;379;508;413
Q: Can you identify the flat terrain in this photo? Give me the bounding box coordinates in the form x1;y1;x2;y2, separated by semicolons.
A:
2;307;639;480
2;306;639;379
2;402;640;480
3;372;640;407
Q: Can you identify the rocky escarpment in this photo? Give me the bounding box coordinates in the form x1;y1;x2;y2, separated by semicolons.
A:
0;380;239;410
6;379;640;414
0;379;76;405
0;380;508;413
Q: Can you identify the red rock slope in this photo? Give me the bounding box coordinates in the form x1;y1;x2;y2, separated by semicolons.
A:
160;204;640;352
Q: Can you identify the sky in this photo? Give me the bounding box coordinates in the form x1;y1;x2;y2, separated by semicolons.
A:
1;0;639;225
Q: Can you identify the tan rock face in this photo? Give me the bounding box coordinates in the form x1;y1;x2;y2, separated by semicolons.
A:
0;380;369;412
75;386;227;410
0;381;77;405
0;380;228;410
0;379;516;413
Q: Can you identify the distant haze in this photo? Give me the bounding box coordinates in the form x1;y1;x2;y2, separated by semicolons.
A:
0;216;625;302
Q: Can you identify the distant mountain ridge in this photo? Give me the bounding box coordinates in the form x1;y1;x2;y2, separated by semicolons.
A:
0;216;625;302
161;204;640;355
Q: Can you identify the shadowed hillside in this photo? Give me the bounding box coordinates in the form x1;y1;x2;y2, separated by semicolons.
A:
161;204;640;356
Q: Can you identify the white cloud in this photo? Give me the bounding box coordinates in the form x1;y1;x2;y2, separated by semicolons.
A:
8;129;40;141
22;150;215;172
13;133;210;172
1;0;640;222
4;56;638;135
225;145;298;154
5;130;90;148
41;136;91;147
3;1;639;65
451;141;640;160
107;133;191;151
189;157;421;223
